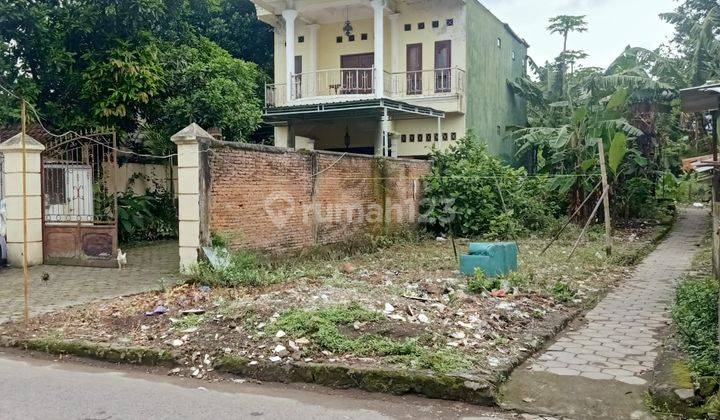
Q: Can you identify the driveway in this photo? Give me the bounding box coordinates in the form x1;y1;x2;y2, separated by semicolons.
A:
0;241;180;323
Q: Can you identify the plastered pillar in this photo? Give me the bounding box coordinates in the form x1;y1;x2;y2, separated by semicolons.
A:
0;133;45;267
171;123;213;272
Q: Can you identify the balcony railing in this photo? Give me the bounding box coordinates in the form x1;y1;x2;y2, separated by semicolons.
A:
264;67;464;107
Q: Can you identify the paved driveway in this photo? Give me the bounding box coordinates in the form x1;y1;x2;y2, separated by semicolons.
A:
0;241;180;323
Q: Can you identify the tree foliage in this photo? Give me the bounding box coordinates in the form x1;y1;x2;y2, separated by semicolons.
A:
0;0;267;145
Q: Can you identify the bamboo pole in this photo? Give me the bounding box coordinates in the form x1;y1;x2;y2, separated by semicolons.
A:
597;139;612;256
568;186;607;260
21;99;29;326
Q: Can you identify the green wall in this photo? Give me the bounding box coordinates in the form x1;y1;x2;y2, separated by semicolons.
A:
465;1;528;161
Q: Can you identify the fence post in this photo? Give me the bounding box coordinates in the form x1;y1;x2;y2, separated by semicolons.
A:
172;123;213;273
0;133;45;266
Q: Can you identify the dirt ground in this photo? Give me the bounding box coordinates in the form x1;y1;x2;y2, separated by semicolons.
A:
0;221;667;388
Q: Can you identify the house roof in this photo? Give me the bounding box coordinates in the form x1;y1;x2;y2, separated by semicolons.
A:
263;98;445;124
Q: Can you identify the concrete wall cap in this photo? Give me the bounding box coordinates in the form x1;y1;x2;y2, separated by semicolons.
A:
0;132;46;152
171;123;214;145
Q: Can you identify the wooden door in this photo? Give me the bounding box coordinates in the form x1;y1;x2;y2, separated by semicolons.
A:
406;43;422;95
341;53;374;94
434;40;451;93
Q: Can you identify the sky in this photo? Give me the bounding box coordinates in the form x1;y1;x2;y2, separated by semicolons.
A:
483;0;677;69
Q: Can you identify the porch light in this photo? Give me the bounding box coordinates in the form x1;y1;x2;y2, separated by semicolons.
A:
343;7;353;37
344;125;351;150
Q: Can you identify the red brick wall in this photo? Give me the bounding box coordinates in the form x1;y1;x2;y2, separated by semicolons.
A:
206;142;431;253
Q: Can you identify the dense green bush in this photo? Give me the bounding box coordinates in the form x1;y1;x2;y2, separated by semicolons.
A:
420;135;559;238
672;276;720;377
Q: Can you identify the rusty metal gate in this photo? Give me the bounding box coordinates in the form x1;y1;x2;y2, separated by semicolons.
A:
42;131;118;267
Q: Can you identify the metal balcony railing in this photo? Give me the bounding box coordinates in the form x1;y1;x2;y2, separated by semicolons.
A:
264;66;465;107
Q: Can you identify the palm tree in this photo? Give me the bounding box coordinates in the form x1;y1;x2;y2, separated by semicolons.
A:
547;15;588;52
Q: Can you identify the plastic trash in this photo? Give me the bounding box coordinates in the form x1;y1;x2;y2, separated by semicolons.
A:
202;246;231;270
145;305;168;316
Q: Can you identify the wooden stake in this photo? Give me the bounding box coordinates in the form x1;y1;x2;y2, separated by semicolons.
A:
597;139;612;256
21;100;29;326
568;187;606;259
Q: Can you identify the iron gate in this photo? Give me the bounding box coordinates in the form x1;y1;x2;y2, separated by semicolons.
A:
42;131;118;267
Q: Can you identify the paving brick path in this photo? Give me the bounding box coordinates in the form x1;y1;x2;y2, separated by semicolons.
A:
0;241;179;323
502;207;709;419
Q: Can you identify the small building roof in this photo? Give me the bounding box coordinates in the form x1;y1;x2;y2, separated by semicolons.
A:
263;98;445;124
680;83;720;113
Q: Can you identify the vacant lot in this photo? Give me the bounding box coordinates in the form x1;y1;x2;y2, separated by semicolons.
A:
0;221;669;390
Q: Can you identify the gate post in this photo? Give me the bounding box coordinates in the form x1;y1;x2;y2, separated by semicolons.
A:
0;133;45;266
172;123;213;272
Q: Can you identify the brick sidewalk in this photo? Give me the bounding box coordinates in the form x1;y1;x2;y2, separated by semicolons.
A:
0;241;179;323
502;207;709;419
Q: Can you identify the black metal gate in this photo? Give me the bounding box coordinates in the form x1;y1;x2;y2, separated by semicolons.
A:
42;131;118;267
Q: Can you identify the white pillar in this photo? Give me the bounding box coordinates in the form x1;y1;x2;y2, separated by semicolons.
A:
375;118;384;156
171;123;213;272
371;0;385;98
0;133;45;267
282;9;298;103
308;24;319;97
437;117;443;151
389;14;400;74
382;108;390;156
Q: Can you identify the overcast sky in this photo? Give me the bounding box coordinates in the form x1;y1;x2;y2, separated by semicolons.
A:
483;0;677;69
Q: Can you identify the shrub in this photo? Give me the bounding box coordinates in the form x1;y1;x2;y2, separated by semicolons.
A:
187;249;268;286
551;280;577;302
420;135;558;238
468;268;501;293
672;277;720;377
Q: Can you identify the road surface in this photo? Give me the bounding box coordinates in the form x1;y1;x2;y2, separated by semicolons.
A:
0;353;516;420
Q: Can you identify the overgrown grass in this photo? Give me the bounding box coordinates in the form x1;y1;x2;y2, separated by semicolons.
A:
186;231;428;287
267;304;473;373
671;239;720;378
172;314;205;330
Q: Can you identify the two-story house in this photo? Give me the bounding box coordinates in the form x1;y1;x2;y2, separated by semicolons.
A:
252;0;528;159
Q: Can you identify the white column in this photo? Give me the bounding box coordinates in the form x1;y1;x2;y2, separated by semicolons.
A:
382;108;390;156
0;133;45;267
371;0;385;98
437;117;443;151
171;123;213;272
282;9;298;103
389;14;400;74
308;24;319;97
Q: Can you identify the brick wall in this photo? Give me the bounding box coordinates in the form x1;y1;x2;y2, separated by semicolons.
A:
205;141;431;253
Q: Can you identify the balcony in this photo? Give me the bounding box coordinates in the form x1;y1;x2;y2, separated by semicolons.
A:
265;67;465;111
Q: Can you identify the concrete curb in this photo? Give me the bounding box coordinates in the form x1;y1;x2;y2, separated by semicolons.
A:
213;355;496;405
11;338;175;366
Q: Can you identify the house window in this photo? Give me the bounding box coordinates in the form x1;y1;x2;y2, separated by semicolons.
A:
361;33;368;40
336;36;343;43
446;18;454;26
496;125;502;135
417;133;423;142
404;23;411;31
298;36;304;43
497;38;502;48
418;22;425;30
432;20;439;28
434;133;439;141
348;35;355;41
512;51;516;61
442;132;448;141
426;133;432;142
451;132;457;140
409;134;415;142
401;134;407;142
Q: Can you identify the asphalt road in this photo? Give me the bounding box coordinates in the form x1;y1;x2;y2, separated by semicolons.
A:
0;354;512;420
